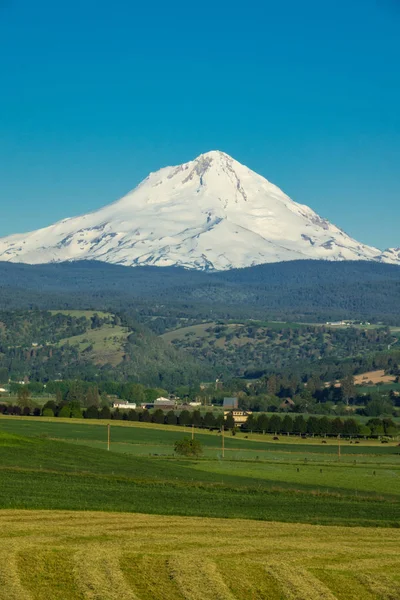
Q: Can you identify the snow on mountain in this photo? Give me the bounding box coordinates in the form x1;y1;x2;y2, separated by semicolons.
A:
0;150;396;270
378;248;400;264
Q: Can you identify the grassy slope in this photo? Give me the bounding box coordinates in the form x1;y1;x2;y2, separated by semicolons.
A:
1;510;400;600
58;323;129;366
0;419;399;527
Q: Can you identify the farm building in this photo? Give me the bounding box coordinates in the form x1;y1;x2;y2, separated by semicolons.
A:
224;410;252;426
113;401;137;409
223;397;238;410
154;398;177;410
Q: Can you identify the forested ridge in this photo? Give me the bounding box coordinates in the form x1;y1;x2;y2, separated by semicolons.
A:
1;259;400;322
0;310;213;387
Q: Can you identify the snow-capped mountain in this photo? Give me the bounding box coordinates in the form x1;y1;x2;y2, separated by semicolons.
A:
377;248;400;264
0;151;396;270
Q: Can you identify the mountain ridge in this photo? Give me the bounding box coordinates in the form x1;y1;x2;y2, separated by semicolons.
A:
1;259;399;323
0;150;397;269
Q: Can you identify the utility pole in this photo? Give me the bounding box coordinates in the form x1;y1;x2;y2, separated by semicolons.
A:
107;423;110;451
192;424;194;440
222;425;225;459
338;433;341;461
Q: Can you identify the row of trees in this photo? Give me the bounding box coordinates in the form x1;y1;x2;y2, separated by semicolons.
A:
242;413;398;437
2;399;398;437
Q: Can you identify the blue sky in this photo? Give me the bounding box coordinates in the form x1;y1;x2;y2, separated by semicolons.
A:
1;0;399;249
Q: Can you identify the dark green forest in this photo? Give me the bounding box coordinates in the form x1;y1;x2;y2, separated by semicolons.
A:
1;259;400;323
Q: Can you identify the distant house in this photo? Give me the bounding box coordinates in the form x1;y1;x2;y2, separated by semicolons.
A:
223;397;238;410
154;398;176;410
113;401;137;410
224;409;252;426
280;398;295;410
0;388;6;393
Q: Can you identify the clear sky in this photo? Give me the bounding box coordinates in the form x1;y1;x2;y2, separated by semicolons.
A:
1;0;399;249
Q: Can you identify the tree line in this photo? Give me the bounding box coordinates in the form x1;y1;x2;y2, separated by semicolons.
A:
1;399;397;437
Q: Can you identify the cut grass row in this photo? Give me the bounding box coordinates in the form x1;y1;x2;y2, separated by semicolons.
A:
1;510;400;600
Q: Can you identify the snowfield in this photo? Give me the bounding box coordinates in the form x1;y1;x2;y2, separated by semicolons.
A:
0;150;397;270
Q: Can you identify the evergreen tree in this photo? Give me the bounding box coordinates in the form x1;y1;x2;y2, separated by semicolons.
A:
152;409;165;424
318;416;332;435
268;414;282;434
224;412;235;430
127;409;139;421
306;416;319;435
281;415;293;434
203;412;216;428
331;417;344;435
140;409;151;422
165;410;177;425
257;413;269;432
243;413;257;431
178;409;191;426
342;418;359;436
99;406;111;420
85;405;99;419
191;410;202;428
293;415;306;434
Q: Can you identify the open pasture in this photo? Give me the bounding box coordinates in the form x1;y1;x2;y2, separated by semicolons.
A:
0;418;399;527
1;510;400;600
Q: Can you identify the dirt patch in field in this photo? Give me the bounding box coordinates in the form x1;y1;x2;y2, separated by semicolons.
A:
354;370;396;385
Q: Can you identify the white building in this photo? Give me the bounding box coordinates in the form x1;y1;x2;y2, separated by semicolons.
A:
113;401;137;410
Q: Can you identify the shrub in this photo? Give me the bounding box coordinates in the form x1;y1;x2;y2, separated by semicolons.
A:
178;410;191;426
140;409;151;423
165;410;177;425
85;405;99;419
127;409;139;421
58;405;70;418
174;437;203;457
42;407;54;417
152;409;165;424
99;406;111;420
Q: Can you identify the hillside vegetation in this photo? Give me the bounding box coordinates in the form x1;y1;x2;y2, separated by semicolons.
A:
0;310;212;387
1;260;400;322
162;321;398;376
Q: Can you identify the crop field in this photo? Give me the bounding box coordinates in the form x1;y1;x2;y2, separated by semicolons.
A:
1;510;400;600
0;417;400;528
1;417;400;599
354;370;396;386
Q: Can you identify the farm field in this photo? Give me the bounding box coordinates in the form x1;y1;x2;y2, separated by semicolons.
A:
0;417;400;527
354;369;396;386
1;510;400;600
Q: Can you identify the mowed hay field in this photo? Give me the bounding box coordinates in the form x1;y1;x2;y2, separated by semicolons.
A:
1;418;400;599
1;510;400;600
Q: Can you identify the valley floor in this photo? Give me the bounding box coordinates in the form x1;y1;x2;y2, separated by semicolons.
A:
1;417;400;599
1;510;400;600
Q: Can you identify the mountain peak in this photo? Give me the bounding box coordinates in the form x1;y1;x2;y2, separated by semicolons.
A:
0;153;396;270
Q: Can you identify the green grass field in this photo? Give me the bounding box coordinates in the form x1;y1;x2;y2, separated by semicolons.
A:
2;510;400;600
1;417;400;598
0;417;399;527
